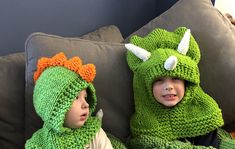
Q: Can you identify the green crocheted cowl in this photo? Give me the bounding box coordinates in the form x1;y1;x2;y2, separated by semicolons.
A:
126;27;224;141
25;67;101;149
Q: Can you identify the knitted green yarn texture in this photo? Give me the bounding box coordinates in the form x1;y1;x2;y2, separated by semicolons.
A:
126;27;224;142
129;135;216;149
128;128;235;149
25;66;101;148
217;128;235;149
26;117;101;149
107;133;128;149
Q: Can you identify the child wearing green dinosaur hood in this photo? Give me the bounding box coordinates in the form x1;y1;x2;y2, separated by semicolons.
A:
125;27;235;149
25;52;116;149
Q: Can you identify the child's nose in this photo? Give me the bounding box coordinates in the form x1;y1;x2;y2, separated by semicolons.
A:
164;80;173;91
165;86;173;91
82;100;89;109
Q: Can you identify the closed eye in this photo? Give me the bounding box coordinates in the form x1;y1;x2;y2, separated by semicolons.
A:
155;78;163;82
172;77;181;80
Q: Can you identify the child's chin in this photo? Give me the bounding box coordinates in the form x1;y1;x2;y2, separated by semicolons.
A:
163;101;178;107
70;121;86;129
76;123;85;128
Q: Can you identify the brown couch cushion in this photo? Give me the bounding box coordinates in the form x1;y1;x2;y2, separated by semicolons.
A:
0;53;25;149
25;31;133;142
125;0;235;131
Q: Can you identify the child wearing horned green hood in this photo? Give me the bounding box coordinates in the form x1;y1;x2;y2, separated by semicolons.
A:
125;27;235;149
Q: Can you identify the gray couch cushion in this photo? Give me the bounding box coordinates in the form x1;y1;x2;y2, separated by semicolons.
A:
80;25;124;43
25;32;133;142
0;53;25;149
125;0;235;131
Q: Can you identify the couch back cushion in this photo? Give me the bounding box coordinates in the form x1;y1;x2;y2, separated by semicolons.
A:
0;53;25;149
80;25;124;43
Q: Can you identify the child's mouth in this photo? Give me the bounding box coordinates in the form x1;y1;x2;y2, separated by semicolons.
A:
162;94;176;100
80;113;88;121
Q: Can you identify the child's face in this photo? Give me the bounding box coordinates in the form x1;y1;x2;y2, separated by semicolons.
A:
152;77;185;107
64;89;89;128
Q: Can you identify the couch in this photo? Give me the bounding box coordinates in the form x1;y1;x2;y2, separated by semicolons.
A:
3;0;235;149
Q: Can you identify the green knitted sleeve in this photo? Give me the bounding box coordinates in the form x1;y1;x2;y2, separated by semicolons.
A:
129;135;216;149
217;128;235;149
106;133;127;149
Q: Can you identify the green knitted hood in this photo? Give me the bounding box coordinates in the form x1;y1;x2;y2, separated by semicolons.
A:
33;66;97;132
25;53;101;149
126;27;224;140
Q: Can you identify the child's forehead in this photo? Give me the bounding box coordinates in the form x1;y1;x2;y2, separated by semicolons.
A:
77;89;87;96
154;76;184;81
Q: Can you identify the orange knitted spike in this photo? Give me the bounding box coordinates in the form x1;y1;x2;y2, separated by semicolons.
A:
34;52;96;83
34;57;50;82
37;57;50;70
48;52;67;66
231;132;235;138
79;64;96;83
33;71;41;83
64;57;82;73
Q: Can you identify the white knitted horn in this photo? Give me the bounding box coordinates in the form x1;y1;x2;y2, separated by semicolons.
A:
125;43;151;61
177;29;191;55
96;109;103;120
164;55;178;70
